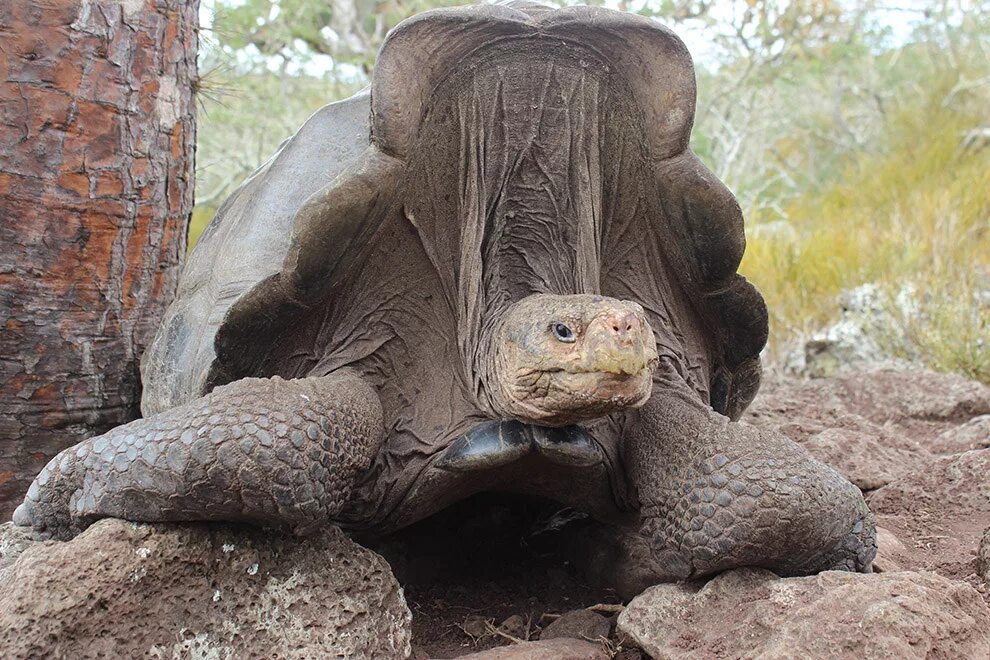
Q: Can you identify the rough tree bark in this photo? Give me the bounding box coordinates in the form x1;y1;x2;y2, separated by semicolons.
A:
0;1;198;519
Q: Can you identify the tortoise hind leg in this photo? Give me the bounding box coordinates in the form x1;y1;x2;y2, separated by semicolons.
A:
13;371;383;541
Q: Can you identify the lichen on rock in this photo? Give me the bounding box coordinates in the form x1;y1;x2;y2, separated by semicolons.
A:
0;519;411;659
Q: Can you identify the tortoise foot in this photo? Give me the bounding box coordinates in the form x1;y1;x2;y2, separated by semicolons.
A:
625;389;877;586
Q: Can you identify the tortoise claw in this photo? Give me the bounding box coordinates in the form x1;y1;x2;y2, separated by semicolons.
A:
435;421;531;472
12;501;33;527
437;421;603;471
532;426;604;467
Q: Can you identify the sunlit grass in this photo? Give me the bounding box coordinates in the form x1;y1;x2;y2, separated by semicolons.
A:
187;205;215;251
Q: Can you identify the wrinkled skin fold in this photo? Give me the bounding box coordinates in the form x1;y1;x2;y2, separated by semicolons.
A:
14;1;875;594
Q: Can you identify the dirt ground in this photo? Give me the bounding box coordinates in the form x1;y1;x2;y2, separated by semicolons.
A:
369;494;631;658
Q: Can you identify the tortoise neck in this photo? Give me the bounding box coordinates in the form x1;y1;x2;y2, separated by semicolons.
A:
473;303;511;419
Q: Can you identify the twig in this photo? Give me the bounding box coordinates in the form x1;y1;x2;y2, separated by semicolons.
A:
540;603;625;621
484;621;526;645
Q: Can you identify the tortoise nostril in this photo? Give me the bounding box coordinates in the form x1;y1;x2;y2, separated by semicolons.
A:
603;311;639;340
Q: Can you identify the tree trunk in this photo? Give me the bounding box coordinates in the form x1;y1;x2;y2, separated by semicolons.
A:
0;0;198;519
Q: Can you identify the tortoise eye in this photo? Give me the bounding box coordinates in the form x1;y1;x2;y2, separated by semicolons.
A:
551;322;576;343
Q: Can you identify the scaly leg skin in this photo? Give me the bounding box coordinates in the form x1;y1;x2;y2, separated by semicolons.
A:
12;370;383;541
623;386;876;587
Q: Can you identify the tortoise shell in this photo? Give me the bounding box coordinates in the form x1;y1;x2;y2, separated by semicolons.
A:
142;2;767;456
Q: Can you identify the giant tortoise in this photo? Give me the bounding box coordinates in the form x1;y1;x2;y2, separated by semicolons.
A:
14;1;875;593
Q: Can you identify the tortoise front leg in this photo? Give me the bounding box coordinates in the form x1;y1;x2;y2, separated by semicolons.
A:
623;387;876;585
13;371;383;541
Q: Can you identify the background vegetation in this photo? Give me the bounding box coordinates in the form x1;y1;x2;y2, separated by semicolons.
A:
193;0;990;381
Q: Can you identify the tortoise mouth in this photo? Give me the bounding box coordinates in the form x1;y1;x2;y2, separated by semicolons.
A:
544;359;658;377
549;365;654;391
549;368;653;405
508;365;654;426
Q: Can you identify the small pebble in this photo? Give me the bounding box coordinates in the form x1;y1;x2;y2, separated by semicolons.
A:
461;615;490;638
498;613;528;639
540;608;611;641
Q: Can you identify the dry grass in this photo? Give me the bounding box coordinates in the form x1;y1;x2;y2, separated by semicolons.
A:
741;99;990;382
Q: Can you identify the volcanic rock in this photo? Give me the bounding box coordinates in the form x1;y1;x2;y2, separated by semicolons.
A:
931;415;990;454
457;638;608;659
801;428;927;490
869;448;990;579
617;568;990;659
539;608;611;642
0;519;411;659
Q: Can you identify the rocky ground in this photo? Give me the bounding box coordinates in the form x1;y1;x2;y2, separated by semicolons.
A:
0;520;411;658
1;367;989;658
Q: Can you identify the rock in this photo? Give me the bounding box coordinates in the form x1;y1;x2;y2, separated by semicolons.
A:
617;582;694;650
872;526;910;573
744;375;878;443
745;369;990;445
498;614;529;640
979;528;990;586
869;449;990;579
457;638;608;659
785;322;888;380
781;284;917;378
617;568;990;659
931;415;990;454
870;449;990;518
539;608;611;642
802;428;929;491
0;519;411;659
830;370;990;425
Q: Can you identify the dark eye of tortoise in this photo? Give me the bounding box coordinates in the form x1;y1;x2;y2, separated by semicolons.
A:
551;321;576;343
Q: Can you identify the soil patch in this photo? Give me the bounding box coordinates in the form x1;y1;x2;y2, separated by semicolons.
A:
368;494;627;658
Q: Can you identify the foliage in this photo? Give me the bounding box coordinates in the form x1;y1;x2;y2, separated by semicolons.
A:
211;0;466;70
737;8;990;381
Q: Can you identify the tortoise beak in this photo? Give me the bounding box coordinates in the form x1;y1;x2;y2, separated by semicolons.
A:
582;310;658;376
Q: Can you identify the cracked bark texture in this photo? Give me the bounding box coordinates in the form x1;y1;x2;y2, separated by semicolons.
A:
0;0;198;519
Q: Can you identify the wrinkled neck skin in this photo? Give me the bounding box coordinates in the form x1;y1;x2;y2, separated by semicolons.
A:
474;308;516;420
442;50;614;420
396;40;698;445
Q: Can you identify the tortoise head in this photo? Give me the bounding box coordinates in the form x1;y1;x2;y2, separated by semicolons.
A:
486;294;658;426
